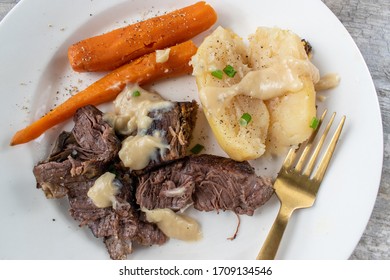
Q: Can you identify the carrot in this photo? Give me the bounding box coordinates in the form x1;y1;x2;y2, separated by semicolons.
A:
11;40;197;146
68;1;217;72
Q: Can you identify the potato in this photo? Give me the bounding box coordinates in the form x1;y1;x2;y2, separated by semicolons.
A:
208;95;270;161
192;26;249;88
248;27;319;154
192;27;269;161
265;78;316;154
192;26;319;160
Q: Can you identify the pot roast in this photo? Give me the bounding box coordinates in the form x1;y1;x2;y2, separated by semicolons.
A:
33;104;273;259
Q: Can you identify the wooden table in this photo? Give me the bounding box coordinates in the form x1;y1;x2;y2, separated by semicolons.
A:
1;0;389;259
322;0;390;260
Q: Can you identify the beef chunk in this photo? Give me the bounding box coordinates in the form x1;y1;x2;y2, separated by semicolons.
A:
32;102;273;259
66;172;167;260
136;154;274;216
33;105;121;198
32;105;168;260
133;100;198;174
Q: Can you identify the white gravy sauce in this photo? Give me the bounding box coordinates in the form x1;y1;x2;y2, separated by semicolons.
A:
105;84;173;170
199;47;320;117
142;208;202;241
110;84;173;135
119;132;169;170
87;172;120;208
156;48;171;63
315;73;340;91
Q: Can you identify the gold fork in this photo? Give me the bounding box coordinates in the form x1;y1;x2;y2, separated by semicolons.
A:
256;110;346;260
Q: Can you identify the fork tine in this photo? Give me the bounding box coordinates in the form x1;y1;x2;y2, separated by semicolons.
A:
313;115;346;183
295;110;328;172
303;112;336;176
282;146;298;169
257;111;345;260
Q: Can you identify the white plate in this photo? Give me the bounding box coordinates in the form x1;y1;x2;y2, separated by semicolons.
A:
0;0;383;260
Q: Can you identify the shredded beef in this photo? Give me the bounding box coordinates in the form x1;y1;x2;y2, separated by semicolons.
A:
32;103;274;260
132;100;198;174
33;106;121;198
136;154;274;216
33;105;168;260
66;172;167;260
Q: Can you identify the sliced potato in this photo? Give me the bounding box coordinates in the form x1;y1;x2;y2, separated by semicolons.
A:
192;27;269;161
192;26;249;88
192;26;319;160
248;27;318;154
248;27;311;68
208;95;269;161
265;77;316;154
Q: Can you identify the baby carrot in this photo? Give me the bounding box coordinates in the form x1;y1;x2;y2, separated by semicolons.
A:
11;40;197;146
68;1;217;72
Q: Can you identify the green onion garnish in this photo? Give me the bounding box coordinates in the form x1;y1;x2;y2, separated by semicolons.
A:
211;69;223;79
223;65;237;77
310;116;320;129
132;90;141;97
239;113;252;126
190;144;204;154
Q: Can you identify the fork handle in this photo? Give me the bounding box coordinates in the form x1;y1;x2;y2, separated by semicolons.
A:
256;203;294;260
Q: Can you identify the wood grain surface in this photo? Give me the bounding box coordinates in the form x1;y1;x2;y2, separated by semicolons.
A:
1;0;389;259
323;0;390;260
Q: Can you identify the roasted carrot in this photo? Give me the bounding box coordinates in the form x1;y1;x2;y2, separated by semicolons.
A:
68;1;217;72
11;41;197;146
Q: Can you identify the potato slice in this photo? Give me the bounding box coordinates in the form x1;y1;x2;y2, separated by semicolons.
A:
208;95;269;161
192;26;249;88
192;26;319;160
248;27;319;154
265;78;316;154
192;27;269;161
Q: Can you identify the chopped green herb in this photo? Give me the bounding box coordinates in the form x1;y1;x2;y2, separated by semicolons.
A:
239;113;252;126
190;143;204;154
223;65;237;77
211;69;223;79
132;90;141;97
310;116;320;129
